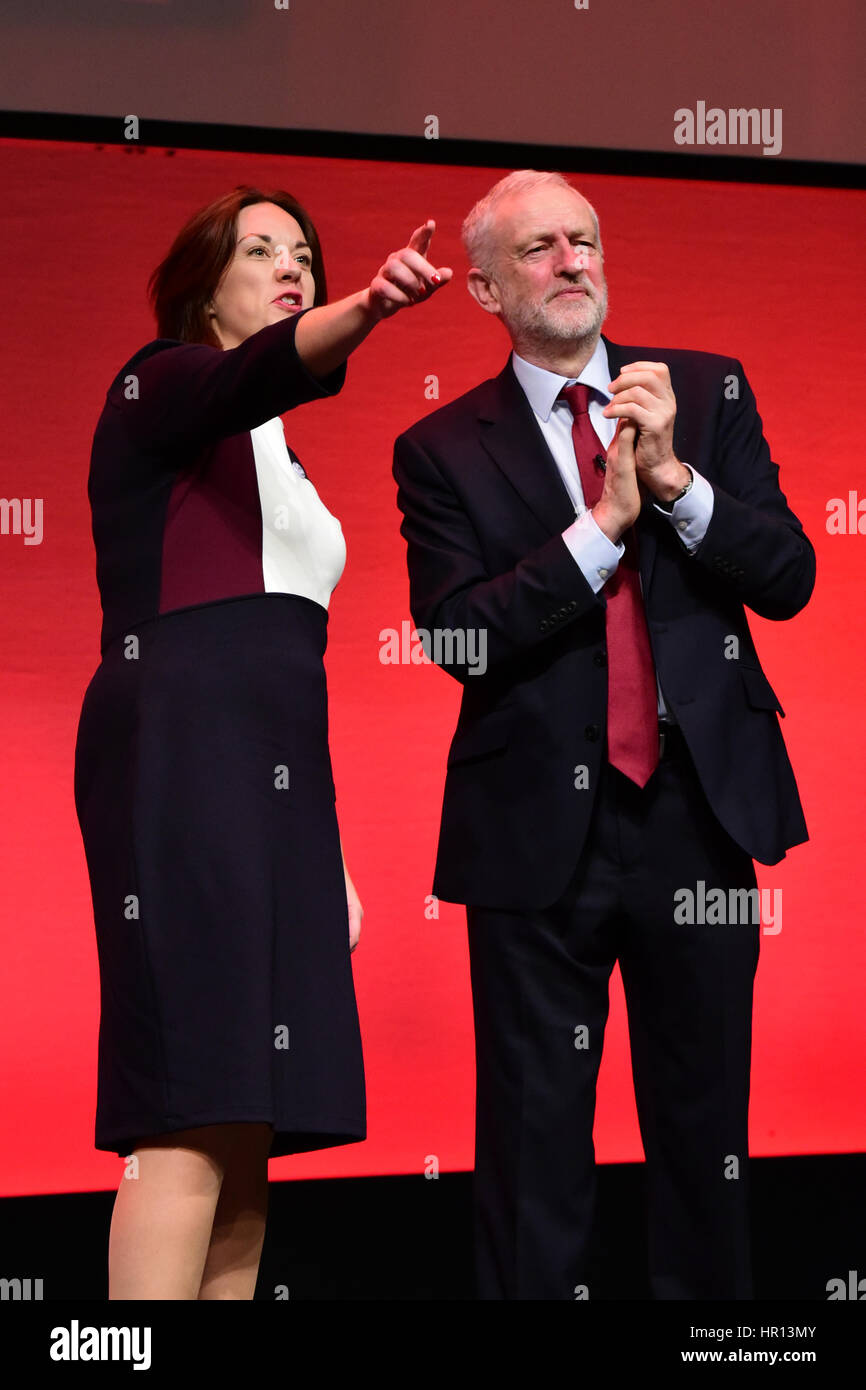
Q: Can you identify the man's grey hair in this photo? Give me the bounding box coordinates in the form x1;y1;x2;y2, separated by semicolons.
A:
461;170;602;278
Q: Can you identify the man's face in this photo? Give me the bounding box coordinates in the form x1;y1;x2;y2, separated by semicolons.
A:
474;186;608;350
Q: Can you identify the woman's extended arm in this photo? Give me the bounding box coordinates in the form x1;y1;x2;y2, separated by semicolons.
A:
112;221;451;455
294;219;451;378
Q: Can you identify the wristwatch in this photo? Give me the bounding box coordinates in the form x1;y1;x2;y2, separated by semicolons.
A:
656;463;693;513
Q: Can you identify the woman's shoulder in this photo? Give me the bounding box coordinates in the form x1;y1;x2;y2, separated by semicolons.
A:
106;337;204;391
97;314;341;453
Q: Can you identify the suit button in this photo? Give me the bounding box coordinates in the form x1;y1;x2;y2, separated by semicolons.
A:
593;649;607;667
584;724;600;741
540;619;550;632
557;606;569;619
566;600;577;612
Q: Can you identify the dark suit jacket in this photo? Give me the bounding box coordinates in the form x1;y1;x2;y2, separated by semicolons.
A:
392;335;815;911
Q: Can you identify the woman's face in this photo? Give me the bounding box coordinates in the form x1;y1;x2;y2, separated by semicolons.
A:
209;201;316;348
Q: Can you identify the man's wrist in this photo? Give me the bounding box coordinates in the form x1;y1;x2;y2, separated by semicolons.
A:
653;460;693;507
591;500;626;544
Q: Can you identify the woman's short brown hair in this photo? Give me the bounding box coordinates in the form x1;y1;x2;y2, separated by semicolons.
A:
147;185;329;347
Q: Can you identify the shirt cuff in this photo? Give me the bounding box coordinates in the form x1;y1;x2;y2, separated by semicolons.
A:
653;466;714;551
562;510;625;593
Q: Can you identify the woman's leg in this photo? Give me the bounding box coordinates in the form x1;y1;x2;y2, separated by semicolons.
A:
197;1123;272;1300
107;1122;266;1300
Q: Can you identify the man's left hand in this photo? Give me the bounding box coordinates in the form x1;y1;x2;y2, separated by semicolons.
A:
603;361;690;504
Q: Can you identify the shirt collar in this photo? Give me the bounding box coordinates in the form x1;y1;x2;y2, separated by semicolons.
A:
511;337;612;422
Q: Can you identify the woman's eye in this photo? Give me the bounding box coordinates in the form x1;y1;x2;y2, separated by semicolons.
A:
247;245;268;256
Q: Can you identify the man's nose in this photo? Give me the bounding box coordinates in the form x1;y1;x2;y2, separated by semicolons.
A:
553;245;583;275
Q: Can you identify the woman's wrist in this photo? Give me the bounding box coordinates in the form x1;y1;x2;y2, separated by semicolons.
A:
293;290;380;377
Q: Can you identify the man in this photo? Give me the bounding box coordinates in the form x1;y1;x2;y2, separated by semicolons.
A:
392;170;814;1301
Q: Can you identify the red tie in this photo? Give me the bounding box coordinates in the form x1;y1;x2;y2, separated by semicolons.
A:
560;383;659;787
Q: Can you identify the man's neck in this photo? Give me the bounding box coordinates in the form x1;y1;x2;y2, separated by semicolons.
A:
511;332;602;379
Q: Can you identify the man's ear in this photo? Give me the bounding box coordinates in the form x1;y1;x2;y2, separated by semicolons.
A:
467;267;501;316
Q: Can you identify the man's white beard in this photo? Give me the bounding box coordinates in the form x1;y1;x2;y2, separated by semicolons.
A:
508;286;608;349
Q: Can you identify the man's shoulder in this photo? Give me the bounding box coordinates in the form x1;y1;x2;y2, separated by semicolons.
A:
394;338;747;453
610;340;743;380
395;369;508;449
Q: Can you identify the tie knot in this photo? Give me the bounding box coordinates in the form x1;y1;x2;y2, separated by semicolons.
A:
560;381;593;417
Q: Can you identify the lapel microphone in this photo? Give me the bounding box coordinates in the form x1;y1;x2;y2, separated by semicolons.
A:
594;453;606;473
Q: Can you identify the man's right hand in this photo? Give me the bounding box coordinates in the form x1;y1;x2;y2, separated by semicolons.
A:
592;418;641;543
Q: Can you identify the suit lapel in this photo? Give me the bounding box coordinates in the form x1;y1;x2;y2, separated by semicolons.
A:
477;361;577;538
478;336;660;599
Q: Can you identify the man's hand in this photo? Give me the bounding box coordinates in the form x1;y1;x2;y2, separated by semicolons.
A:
603;361;690;504
366;220;453;322
592;418;641;543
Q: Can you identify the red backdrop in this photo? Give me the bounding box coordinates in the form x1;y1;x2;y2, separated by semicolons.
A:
1;138;863;1195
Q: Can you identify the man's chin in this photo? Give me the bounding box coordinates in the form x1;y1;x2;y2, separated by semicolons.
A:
540;310;602;343
503;301;606;349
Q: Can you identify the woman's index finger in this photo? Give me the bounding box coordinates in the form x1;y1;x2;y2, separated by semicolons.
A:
407;219;435;255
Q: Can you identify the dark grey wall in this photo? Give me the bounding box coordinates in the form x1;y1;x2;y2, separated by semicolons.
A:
4;0;863;164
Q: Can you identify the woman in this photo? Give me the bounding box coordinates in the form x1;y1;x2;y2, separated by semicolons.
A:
73;185;450;1299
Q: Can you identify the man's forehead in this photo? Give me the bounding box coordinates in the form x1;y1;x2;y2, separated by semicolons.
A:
496;190;595;242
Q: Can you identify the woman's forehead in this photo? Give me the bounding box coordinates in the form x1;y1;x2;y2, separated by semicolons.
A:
236;202;305;241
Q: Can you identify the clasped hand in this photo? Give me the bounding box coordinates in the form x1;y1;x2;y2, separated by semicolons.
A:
593;362;690;539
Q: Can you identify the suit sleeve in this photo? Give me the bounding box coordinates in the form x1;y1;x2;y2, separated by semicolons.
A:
393;430;604;684
109;308;346;454
690;361;815;620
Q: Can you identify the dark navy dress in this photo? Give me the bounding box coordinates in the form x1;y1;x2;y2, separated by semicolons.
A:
73;310;366;1158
